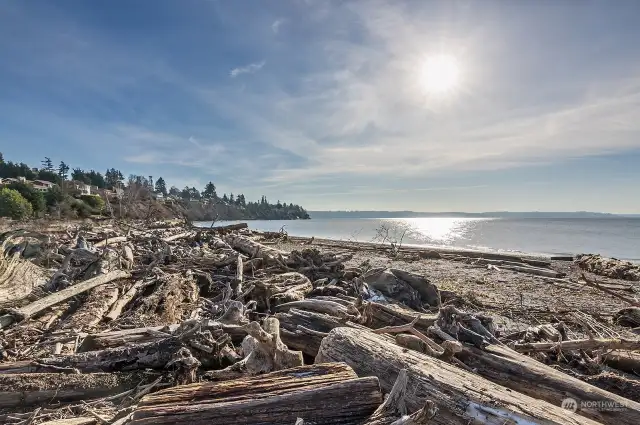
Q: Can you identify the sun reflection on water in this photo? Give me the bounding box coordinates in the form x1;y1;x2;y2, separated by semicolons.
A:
385;217;493;245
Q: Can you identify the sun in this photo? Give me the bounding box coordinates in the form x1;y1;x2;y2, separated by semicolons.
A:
420;54;461;95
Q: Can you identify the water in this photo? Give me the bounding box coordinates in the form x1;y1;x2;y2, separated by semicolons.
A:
195;217;640;261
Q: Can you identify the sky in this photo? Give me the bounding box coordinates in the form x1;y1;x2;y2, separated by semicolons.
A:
1;0;639;213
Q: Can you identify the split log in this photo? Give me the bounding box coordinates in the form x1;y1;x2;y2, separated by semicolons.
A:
61;283;120;330
316;327;602;425
105;279;155;322
458;343;640;425
512;337;640;353
0;338;184;373
130;363;383;425
0;371;154;407
0;270;131;329
0;252;49;308
94;236;127;248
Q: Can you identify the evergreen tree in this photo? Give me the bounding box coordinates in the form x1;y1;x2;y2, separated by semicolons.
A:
58;161;70;181
222;193;229;203
155;177;167;195
169;186;180;197
202;181;217;199
41;157;54;172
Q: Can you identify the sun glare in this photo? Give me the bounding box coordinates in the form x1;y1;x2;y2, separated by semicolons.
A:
420;54;461;95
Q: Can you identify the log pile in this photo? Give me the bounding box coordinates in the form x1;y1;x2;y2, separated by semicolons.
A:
0;220;639;424
577;254;640;281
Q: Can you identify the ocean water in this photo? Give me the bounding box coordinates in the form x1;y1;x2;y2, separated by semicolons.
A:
195;217;640;261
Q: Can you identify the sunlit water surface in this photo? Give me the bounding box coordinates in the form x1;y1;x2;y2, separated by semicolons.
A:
196;217;640;261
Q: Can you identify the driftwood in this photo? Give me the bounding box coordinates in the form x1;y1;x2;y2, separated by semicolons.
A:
78;325;177;352
361;301;437;333
602;350;640;375
317;327;600;425
581;274;640;306
93;236;127;248
0;252;49;307
130;363;382;425
277;308;347;357
105;279;155;321
39;419;96;425
61;283;120;330
0;338;184;373
210;223;248;232
615;307;640;327
458;343;640;425
512;337;640;353
206;317;302;380
0;371;154;407
224;234;287;263
252;272;312;311
0;270;130;329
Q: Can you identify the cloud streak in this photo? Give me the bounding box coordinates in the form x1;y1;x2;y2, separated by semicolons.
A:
230;61;266;78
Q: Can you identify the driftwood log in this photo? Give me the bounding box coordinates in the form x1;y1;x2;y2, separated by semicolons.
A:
316;327;601;425
458;343;640;425
0;270;130;329
0;338;184;373
0;371;155;407
130;363;383;425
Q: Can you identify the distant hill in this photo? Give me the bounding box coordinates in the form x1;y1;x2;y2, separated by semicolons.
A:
308;211;639;219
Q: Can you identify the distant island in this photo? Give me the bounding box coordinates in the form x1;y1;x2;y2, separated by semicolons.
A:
309;211;639;219
0;152;309;221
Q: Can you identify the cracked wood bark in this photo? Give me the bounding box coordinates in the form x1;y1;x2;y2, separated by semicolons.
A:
0;371;154;407
277;308;346;357
0;270;131;329
0;338;183;373
316;327;602;425
105;279;154;322
458;343;640;425
130;363;382;425
61;283;120;330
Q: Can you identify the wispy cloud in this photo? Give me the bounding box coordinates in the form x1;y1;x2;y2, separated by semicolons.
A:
272;18;285;33
229;61;266;78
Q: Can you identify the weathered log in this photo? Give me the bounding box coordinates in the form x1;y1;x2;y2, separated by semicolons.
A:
363;269;422;309
163;232;195;242
316;327;601;425
39;418;96;425
94;236;127;248
277;308;347;357
512;337;640;353
615;307;640;327
0;252;49;308
388;269;441;307
105;279;154;322
126;274;198;326
275;299;354;319
602;350;640;375
0;371;154;407
61;283;120;330
130;363;383;425
210;223;248;232
224;234;287;263
78;325;177;352
0;338;184;373
361;301;437;333
458;343;640;425
0;270;131;329
253;272;313;311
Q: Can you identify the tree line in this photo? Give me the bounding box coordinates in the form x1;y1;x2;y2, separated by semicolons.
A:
0;153;310;220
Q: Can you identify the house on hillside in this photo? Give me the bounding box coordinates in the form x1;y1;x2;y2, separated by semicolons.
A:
32;180;57;192
66;180;92;196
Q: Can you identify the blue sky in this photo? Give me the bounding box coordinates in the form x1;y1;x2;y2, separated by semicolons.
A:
1;0;639;213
